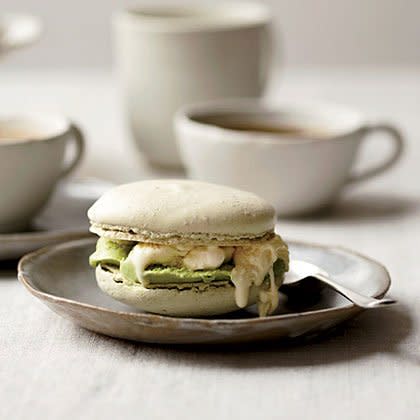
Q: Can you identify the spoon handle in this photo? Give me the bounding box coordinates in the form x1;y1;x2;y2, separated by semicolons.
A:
314;273;396;309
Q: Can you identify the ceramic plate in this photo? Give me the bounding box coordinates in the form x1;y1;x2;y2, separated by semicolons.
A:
0;179;112;260
18;238;391;344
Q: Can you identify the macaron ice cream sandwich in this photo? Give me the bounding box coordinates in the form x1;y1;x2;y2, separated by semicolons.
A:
88;180;289;317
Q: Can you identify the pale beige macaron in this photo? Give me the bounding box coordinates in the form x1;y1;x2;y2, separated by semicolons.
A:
88;179;288;317
88;179;276;245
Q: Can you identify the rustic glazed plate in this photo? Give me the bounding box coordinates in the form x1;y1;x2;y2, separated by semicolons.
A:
0;179;112;260
18;238;391;344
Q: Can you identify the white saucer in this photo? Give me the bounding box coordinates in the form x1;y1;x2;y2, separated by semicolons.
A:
18;238;392;344
0;179;112;260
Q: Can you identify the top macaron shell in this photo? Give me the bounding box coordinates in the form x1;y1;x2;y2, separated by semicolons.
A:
88;180;275;243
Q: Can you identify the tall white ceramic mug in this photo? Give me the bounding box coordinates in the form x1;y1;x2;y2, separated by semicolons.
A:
0;114;84;232
175;101;404;216
113;2;272;168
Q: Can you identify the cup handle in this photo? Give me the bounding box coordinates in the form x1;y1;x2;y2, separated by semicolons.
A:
59;123;85;178
345;123;404;185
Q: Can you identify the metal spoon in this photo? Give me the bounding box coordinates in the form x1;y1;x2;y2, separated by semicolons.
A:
284;260;396;309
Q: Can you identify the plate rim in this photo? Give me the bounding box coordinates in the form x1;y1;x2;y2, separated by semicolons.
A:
17;237;391;326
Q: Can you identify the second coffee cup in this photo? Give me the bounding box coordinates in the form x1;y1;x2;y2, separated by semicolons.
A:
175;100;404;216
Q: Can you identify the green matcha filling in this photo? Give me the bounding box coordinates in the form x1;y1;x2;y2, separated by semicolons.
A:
89;237;135;268
90;238;286;289
141;264;234;288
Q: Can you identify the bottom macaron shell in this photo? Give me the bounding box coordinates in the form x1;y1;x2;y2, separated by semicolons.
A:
96;265;259;317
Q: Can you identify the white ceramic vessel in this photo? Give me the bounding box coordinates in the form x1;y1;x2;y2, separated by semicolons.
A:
0;114;85;233
113;2;272;168
0;13;42;54
175;100;404;216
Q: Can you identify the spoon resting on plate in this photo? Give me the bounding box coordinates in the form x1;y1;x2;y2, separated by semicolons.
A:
284;260;396;309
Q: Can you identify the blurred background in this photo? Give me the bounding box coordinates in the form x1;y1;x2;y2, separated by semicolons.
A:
3;0;420;70
2;0;419;186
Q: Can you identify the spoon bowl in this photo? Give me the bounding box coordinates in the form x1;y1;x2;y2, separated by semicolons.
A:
284;260;396;309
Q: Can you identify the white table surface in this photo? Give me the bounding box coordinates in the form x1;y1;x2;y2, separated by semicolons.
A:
1;68;420;419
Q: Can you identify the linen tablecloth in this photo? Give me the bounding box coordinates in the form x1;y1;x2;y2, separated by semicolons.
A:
1;69;419;419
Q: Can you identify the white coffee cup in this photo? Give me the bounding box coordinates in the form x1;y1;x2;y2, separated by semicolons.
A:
0;13;42;55
113;2;272;168
0;114;85;232
175;100;404;216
